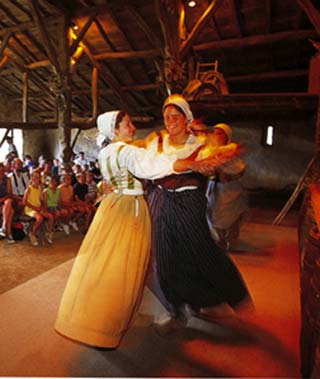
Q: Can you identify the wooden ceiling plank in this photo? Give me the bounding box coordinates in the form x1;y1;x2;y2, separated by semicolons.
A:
12;34;38;63
23;30;48;59
180;0;223;59
296;0;320;35
7;54;54;100
29;0;62;74
0;2;20;24
126;5;162;50
9;0;33;20
106;8;153;108
194;29;317;51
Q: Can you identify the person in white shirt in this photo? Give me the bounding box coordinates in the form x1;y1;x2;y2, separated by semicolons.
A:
8;158;29;213
73;151;89;167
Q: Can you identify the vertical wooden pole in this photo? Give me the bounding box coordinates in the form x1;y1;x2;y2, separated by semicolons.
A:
22;71;28;123
92;67;98;118
56;14;72;163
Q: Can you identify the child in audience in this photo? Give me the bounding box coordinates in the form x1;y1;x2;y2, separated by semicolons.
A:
73;172;94;231
42;176;69;235
58;174;84;232
23;170;54;246
85;171;98;204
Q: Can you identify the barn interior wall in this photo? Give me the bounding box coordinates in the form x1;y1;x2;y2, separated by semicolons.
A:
23;129;60;163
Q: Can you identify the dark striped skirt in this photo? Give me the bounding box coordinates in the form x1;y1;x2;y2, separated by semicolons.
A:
148;186;250;310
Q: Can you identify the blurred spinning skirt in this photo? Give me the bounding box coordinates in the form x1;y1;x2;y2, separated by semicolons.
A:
55;193;151;348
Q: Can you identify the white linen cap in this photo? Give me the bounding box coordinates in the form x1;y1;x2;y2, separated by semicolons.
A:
96;110;120;145
163;94;194;125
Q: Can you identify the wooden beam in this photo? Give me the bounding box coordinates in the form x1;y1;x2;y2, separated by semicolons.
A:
0;15;59;37
94;49;161;60
91;67;98;118
296;0;320;35
22;71;28;122
0;32;13;59
81;43;132;110
94;18;115;48
193;29;317;51
226;69;308;82
29;0;62;73
180;0;223;59
7;55;54;99
0;121;95;130
71;129;82;150
70;13;96;56
10;83;159;100
25;49;161;70
190;93;319;113
155;0;181;59
0;56;8;69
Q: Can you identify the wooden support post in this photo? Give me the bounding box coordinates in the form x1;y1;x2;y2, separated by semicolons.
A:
22;71;28;122
71;129;81;151
91;67;98;118
0;129;12;149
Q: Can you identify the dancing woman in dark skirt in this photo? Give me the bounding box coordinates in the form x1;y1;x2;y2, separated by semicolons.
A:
146;94;252;330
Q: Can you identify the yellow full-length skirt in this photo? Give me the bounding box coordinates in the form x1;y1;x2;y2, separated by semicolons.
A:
55;193;151;348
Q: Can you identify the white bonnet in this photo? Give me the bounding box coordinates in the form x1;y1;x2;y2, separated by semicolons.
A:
163;94;194;125
96;111;120;145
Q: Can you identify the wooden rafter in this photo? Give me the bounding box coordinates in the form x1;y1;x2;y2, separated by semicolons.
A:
0;32;13;59
296;0;320;35
70;13;96;56
91;67;98;118
180;0;223;59
9;0;33;19
194;29;317;51
22;71;28;122
107;8;152;107
0;2;20;24
29;0;62;74
0;56;8;70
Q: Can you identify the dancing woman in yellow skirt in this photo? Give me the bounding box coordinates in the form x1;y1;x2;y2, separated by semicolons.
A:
55;110;216;349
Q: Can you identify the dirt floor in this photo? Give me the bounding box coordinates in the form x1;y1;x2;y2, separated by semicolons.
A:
0;189;299;295
0;230;83;294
